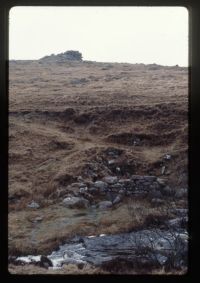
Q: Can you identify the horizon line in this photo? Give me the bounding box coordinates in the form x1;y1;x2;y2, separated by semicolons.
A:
8;59;188;68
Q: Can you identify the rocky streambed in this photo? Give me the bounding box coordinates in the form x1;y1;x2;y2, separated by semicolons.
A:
11;173;188;273
14;227;188;272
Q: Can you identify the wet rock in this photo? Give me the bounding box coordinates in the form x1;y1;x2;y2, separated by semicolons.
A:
91;204;97;209
62;196;89;209
79;187;88;193
109;183;122;191
33;216;43;223
108;159;116;165
156;254;168;265
106;191;116;203
131;175;144;181
16;255;41;264
27;201;40;209
48;244;86;267
98;201;112;209
142;181;151;186
88;187;99;194
164;154;171;160
80;229;188;267
133;138;140;145
118;179;131;185
113;195;123;205
79;192;94;203
109;182;123;190
40;255;53;268
175;188;188;199
151;182;160;190
119;189;126;194
94;181;107;190
126;185;135;193
143;176;157;181
149;189;163;199
135;179;145;185
172;208;188;217
85;180;94;187
156;178;166;187
103;176;118;184
167;217;188;229
17;228;188;271
178;232;188;242
62;250;86;265
116;167;121;172
71;182;86;188
161;186;175;197
161;166;166;175
77;176;83;182
77;262;85;269
104;147;123;157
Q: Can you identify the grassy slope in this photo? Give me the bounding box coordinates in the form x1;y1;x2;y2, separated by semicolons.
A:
8;60;188;268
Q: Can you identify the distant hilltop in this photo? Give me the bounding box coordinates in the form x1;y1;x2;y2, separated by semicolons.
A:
40;50;83;62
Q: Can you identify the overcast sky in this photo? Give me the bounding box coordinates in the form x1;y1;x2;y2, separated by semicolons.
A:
9;6;188;66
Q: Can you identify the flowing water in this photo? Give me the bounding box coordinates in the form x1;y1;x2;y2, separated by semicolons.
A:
16;228;188;270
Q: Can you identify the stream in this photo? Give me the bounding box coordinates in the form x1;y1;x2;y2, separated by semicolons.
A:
16;228;188;270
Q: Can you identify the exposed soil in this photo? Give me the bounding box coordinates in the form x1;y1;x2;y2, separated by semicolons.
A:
8;59;188;274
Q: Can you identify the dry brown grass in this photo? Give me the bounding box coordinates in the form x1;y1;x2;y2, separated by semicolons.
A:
8;263;108;274
8;60;188;273
8;197;176;256
8;263;187;275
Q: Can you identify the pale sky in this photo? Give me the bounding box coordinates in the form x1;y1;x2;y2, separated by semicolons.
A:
9;6;188;66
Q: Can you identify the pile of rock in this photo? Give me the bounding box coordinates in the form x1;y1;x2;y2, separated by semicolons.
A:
40;50;83;62
59;174;185;209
